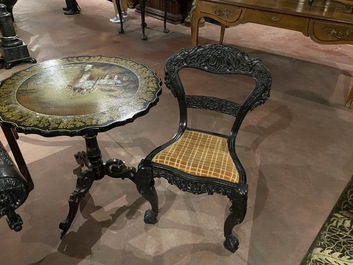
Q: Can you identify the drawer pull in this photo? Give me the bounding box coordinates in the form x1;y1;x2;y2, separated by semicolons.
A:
271;16;280;21
214;7;232;18
325;27;353;40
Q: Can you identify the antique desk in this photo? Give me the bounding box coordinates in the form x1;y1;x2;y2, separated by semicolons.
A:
190;0;353;107
0;55;162;236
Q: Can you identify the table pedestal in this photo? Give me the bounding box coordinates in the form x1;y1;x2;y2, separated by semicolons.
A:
59;133;136;237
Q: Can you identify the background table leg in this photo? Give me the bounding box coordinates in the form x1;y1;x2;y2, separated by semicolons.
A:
345;86;353;108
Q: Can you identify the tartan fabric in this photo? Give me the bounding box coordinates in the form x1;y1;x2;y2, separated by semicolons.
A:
152;130;239;183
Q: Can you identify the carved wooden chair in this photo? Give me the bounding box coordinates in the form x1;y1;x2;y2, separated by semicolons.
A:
135;44;272;252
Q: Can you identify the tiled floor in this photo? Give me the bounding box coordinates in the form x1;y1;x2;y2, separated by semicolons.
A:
1;0;353;264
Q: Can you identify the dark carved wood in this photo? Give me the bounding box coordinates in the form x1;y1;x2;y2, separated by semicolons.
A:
0;56;162;236
152;167;247;197
117;0;170;40
0;141;29;232
164;45;271;113
2;0;17;21
186;95;241;117
140;0;191;24
0;2;36;68
59;133;138;237
136;44;272;253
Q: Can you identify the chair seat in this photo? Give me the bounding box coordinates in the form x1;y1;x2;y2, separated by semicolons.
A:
152;129;239;183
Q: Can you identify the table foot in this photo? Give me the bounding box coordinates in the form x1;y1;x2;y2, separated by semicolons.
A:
345;98;353;108
104;158;136;182
60;155;136;237
346;85;353;108
59;169;94;237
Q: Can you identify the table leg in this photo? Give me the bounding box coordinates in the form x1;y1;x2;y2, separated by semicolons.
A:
346;85;353;108
115;0;124;34
140;0;147;40
59;133;103;237
163;0;170;33
59;133;136;237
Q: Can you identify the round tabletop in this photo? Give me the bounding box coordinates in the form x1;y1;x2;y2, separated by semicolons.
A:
0;56;162;136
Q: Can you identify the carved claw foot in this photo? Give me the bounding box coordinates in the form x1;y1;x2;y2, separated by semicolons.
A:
144;209;157;224
223;235;239;253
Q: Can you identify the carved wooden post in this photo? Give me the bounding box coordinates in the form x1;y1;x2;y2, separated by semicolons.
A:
0;1;36;69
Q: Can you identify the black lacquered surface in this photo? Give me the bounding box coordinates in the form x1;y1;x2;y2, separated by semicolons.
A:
0;56;162;136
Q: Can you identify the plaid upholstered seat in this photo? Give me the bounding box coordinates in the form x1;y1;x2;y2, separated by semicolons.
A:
152;129;239;183
135;44;272;253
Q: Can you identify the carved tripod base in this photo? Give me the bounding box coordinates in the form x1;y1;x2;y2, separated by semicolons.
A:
58;133;136;237
59;168;95;238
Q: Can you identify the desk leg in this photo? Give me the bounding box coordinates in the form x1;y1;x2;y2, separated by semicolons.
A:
346;85;353;108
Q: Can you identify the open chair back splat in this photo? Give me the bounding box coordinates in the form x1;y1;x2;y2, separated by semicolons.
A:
135;44;272;253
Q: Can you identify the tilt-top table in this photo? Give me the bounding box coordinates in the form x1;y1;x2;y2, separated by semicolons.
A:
0;55;162;236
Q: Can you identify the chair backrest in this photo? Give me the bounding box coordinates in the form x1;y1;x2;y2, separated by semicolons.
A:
164;44;272;139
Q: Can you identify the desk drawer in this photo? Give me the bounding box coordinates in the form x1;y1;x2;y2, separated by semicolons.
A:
309;20;353;44
199;1;243;24
242;9;309;35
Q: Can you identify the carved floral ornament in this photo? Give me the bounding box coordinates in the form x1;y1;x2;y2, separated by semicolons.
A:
325;27;353;39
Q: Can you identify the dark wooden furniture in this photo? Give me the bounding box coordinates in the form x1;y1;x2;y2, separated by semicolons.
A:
300;175;353;264
142;0;191;24
0;140;29;232
1;127;33;191
0;55;162;237
115;0;170;39
190;0;353;107
3;0;17;21
0;2;36;69
135;44;272;253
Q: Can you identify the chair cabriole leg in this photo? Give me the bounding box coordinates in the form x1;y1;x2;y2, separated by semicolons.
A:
223;190;247;252
136;162;158;223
